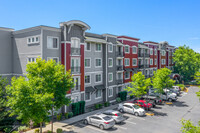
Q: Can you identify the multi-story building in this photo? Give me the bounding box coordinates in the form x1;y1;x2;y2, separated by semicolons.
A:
0;20;176;113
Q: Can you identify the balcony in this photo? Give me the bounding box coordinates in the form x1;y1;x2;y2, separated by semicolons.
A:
116;79;123;84
71;66;80;74
71;48;80;55
116;52;124;57
116;65;123;71
144;53;150;57
144;64;150;68
138;52;144;57
138;64;144;68
71;85;80;93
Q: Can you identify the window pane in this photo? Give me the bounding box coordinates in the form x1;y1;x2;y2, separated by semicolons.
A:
47;37;53;48
53;38;58;48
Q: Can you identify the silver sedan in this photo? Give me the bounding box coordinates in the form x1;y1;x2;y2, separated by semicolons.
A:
102;110;126;123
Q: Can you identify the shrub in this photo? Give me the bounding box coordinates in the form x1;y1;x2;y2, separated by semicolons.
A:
56;128;63;133
95;104;99;110
12;131;19;133
99;104;103;109
18;126;29;132
64;113;68;119
68;112;73;118
104;102;110;107
116;97;121;103
130;95;134;99
72;101;85;116
118;91;127;101
47;130;52;133
4;128;12;133
34;129;39;133
57;114;62;121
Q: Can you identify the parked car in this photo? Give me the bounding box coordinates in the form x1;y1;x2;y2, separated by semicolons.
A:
141;95;163;106
169;88;180;96
132;100;152;110
150;91;177;102
172;86;181;92
102;110;126;123
83;113;115;130
163;89;177;97
118;103;145;116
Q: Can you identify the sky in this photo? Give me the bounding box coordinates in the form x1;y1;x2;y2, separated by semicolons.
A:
0;0;200;52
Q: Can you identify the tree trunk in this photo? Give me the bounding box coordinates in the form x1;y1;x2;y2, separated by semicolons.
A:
51;106;54;133
40;122;42;133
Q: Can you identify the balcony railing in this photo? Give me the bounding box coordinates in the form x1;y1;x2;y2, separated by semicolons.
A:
138;64;144;68
71;66;80;74
116;65;123;71
144;53;150;57
116;79;123;84
138;52;144;57
116;52;124;57
71;85;80;93
144;64;150;68
71;48;80;55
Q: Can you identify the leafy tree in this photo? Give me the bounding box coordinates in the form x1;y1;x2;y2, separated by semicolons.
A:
125;72;151;99
181;119;200;133
0;76;15;132
152;68;175;94
6;58;74;133
173;45;200;82
194;72;200;100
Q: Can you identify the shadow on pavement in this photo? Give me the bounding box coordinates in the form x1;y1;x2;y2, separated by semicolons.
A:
167;101;188;107
149;109;168;117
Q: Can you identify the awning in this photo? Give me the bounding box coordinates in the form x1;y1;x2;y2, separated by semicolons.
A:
116;41;123;45
85;86;95;93
85;37;107;43
124;68;132;72
94;85;105;90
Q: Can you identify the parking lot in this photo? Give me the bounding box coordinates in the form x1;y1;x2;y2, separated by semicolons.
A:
66;86;200;133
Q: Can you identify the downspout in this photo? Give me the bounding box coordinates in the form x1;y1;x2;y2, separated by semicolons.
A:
105;36;108;102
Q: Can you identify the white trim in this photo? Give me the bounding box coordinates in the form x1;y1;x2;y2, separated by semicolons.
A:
124;71;130;79
154;49;157;55
84;58;91;68
85;74;91;85
150;59;153;65
85;71;103;74
95;58;102;68
150;48;153;55
108;58;113;67
95;43;102;52
47;57;59;63
27;57;37;63
132;46;137;54
85;92;91;102
132;58;137;66
155;59;157;65
108;87;113;97
47;36;59;49
95;73;102;83
27;35;40;44
108;73;113;82
124;58;130;66
95;89;102;99
71;37;80;48
117;38;139;42
0;73;24;76
61;41;71;43
124;45;130;53
108;43;113;53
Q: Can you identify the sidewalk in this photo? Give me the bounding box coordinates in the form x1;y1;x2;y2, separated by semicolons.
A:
25;103;119;133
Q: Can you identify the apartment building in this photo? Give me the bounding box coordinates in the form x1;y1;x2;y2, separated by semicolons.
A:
0;20;175;113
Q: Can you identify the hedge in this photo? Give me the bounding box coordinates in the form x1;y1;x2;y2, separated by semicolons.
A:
118;91;127;101
71;101;85;116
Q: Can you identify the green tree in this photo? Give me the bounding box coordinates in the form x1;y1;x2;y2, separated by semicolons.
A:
181;119;200;133
0;76;15;132
195;72;200;100
173;45;200;82
125;72;151;99
6;58;74;133
152;68;175;94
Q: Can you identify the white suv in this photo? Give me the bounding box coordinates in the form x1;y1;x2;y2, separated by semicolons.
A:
118;103;145;116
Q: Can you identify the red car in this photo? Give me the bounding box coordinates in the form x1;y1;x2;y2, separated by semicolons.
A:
131;100;152;110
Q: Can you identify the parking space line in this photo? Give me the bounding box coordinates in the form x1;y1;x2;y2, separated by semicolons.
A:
114;125;127;130
125;120;136;125
124;114;145;120
78;123;107;133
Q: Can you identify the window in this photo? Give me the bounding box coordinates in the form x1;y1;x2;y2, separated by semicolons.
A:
85;92;91;101
108;58;113;67
150;69;153;75
150;49;153;55
47;57;59;63
85;75;91;84
108;44;113;52
155;59;157;65
71;95;79;103
96;89;102;98
86;42;91;51
169;59;171;64
27;36;40;44
145;59;149;65
125;72;130;79
155;49;157;55
162;50;165;56
95;74;102;83
96;43;102;51
47;36;58;49
125;46;130;53
125;58;130;66
132;46;137;54
28;57;37;63
150;59;153;65
108;73;113;82
162;59;166;65
85;58;91;68
108;88;113;97
71;38;80;48
132;58;137;66
95;59;102;67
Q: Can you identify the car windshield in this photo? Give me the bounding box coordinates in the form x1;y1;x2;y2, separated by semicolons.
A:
133;105;140;109
103;116;112;121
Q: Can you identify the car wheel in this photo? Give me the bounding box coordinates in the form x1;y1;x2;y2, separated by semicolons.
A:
134;112;139;116
84;119;88;125
99;124;104;130
168;98;172;102
119;109;124;113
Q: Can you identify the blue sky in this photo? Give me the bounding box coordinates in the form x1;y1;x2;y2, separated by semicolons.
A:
1;0;199;52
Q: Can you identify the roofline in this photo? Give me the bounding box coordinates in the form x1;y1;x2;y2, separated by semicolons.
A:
118;35;140;41
60;20;91;30
0;27;14;31
143;41;159;44
102;33;118;38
